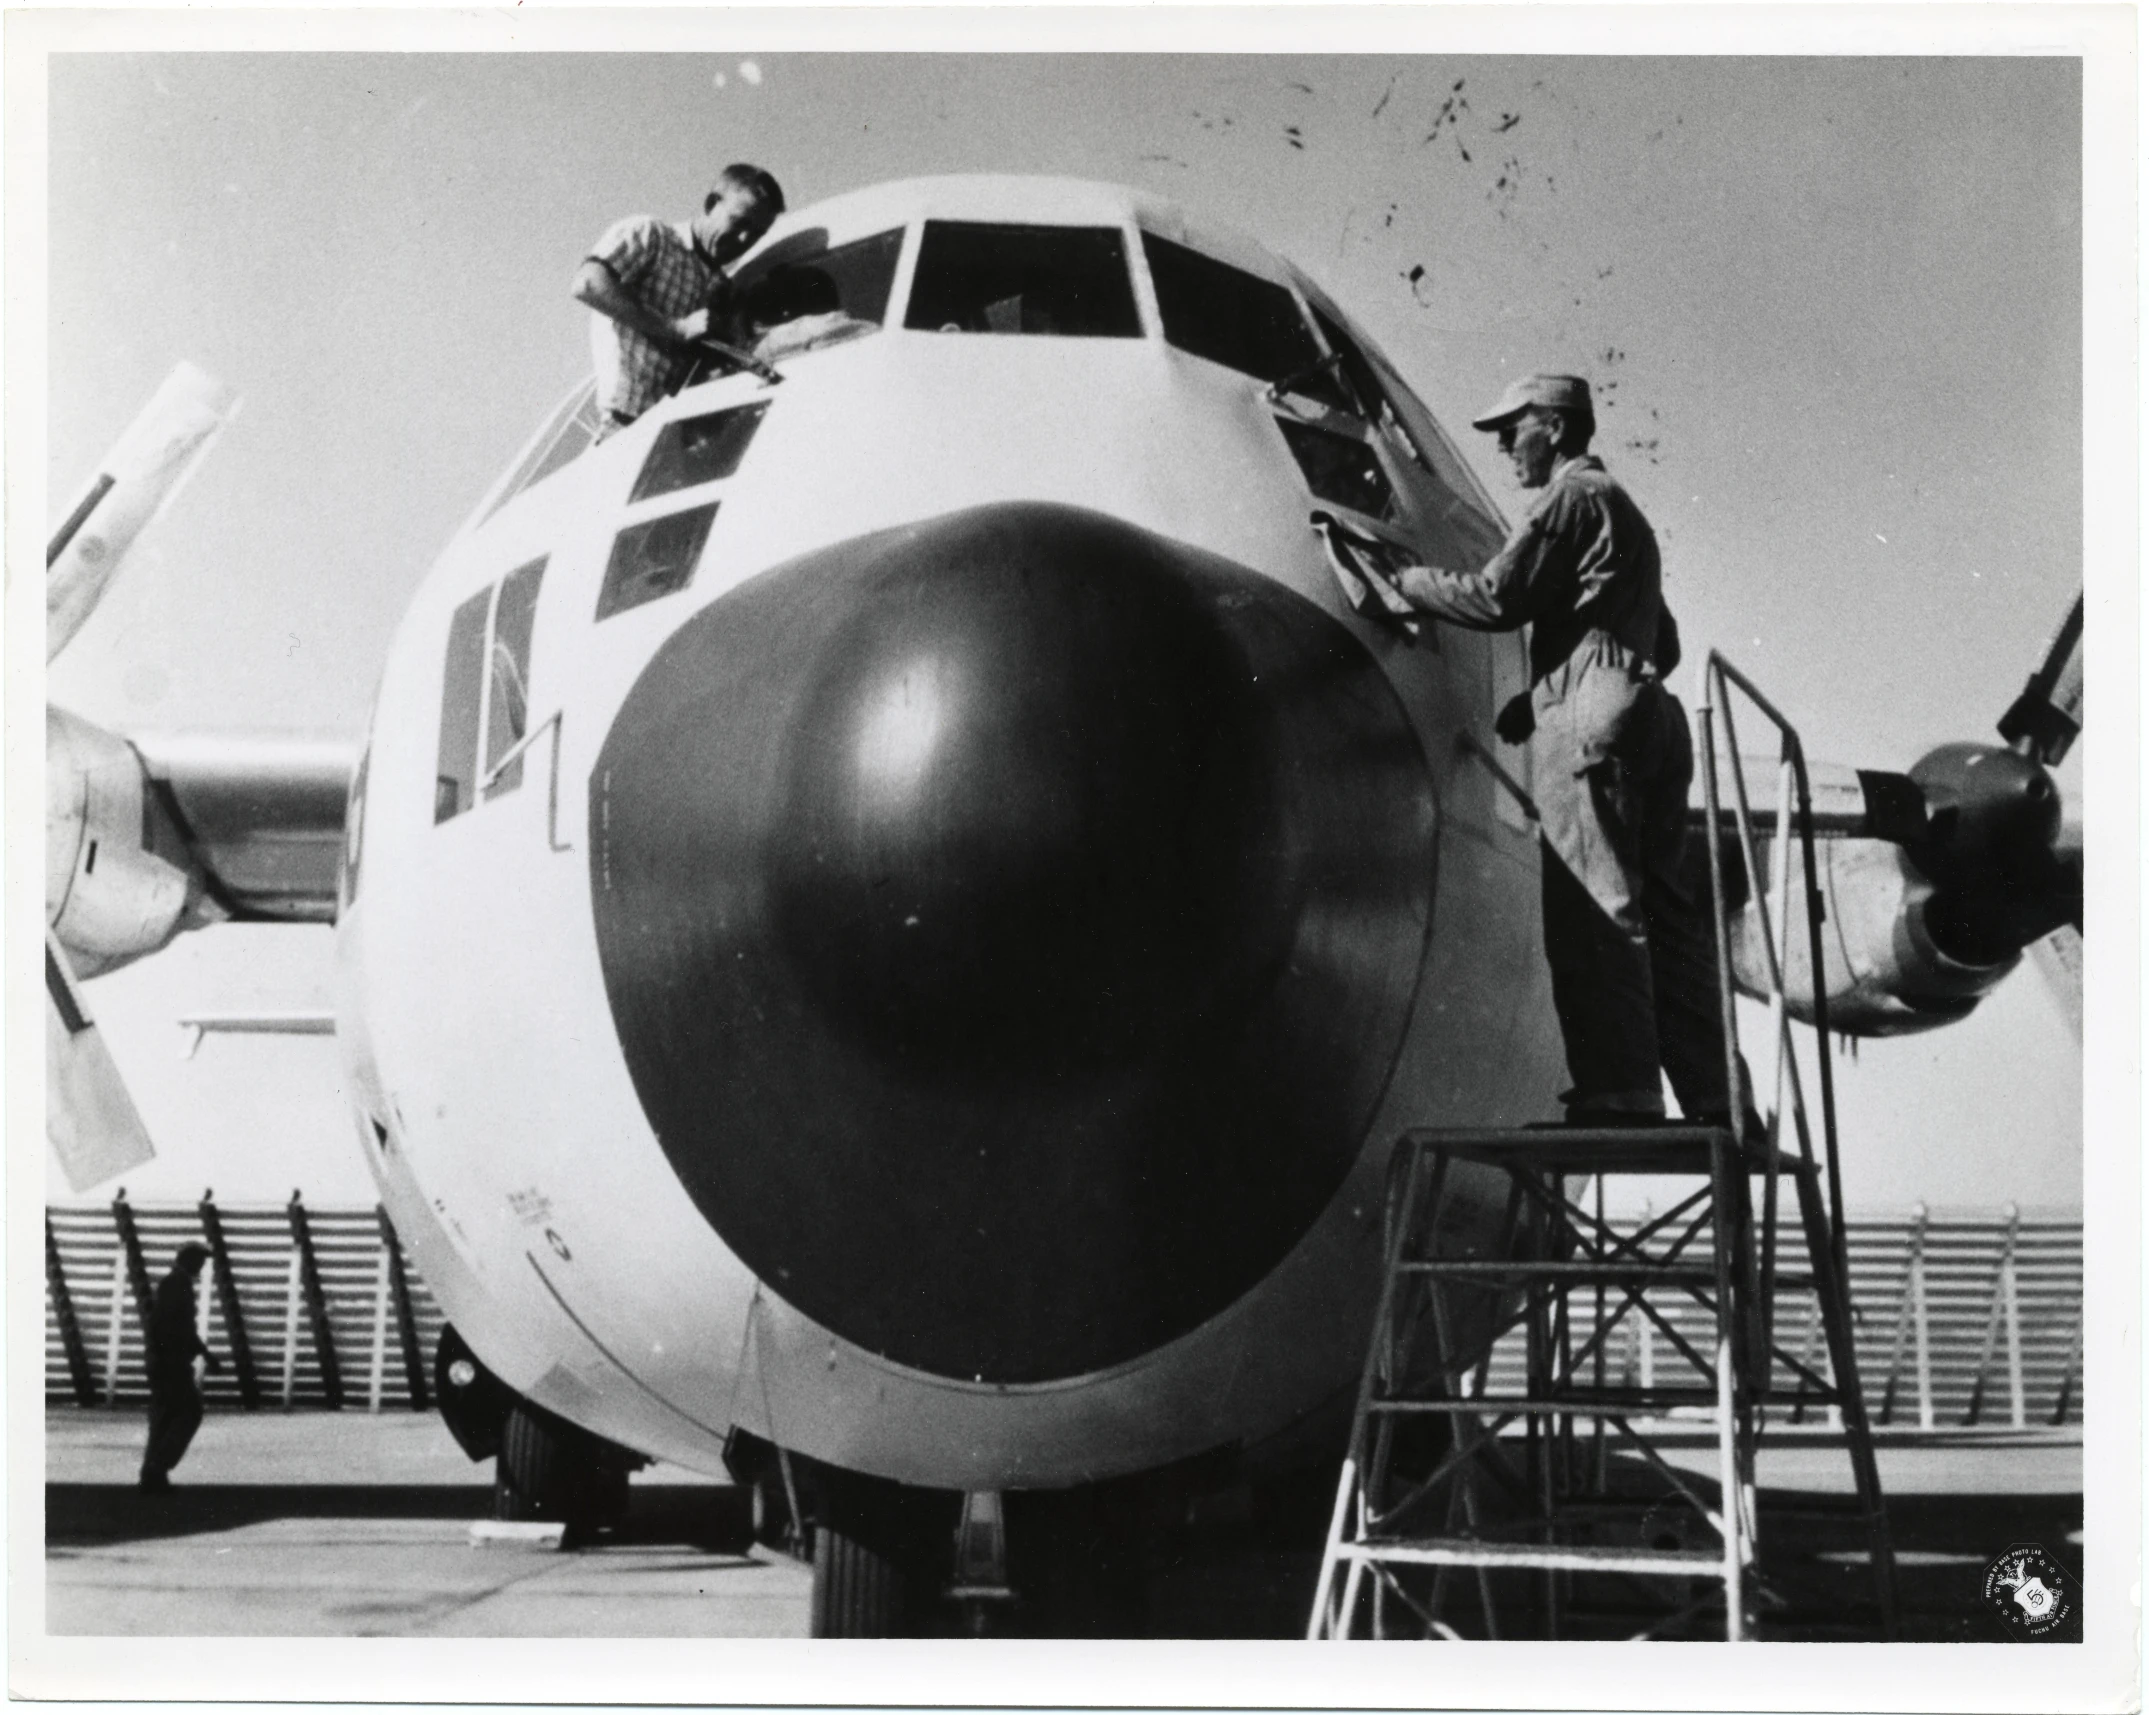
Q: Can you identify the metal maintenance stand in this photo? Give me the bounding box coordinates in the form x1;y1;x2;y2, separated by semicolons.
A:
1309;655;1897;1641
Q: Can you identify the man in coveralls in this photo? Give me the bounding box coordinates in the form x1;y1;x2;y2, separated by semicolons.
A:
139;1242;221;1490
1394;373;1745;1128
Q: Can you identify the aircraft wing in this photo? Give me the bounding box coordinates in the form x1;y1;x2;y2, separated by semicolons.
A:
129;733;356;923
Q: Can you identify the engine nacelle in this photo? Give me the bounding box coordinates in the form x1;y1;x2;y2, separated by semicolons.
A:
1729;835;2019;1037
47;705;216;977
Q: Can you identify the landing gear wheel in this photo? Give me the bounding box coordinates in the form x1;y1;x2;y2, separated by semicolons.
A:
494;1402;631;1539
811;1524;905;1637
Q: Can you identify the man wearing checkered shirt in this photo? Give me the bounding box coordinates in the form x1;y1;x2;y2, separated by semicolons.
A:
573;164;784;439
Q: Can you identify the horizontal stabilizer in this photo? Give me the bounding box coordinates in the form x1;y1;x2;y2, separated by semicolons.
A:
178;1011;337;1057
45;933;155;1193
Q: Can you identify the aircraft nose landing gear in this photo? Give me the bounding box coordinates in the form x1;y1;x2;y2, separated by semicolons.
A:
946;1491;1018;1636
492;1401;640;1543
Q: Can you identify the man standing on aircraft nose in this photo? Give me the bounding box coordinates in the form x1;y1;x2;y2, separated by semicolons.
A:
1392;374;1742;1128
572;164;784;440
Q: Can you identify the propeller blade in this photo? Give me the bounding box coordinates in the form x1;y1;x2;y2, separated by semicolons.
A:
2029;925;2082;1042
48;361;238;662
45;931;155;1193
1997;590;2083;766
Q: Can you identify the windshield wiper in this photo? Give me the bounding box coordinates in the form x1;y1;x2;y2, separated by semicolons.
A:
1264;352;1345;404
690;337;786;388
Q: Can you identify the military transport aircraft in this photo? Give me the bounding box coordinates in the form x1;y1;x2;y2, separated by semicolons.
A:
45;175;2082;1635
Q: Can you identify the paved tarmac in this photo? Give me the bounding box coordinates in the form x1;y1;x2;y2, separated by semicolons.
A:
43;1408;2080;1640
45;1409;810;1638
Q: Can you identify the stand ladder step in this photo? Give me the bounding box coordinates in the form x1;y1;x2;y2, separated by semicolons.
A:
1307;1123;1896;1643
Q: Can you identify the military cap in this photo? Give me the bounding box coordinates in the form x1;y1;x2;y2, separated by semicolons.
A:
1470;372;1594;432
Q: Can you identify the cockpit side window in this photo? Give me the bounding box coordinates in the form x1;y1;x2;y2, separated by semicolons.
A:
1142;233;1348;410
1309;306;1401;435
1307;301;1507;567
1275;416;1401;524
434;589;491;824
904;222;1141;338
483;557;547;800
436;556;552;823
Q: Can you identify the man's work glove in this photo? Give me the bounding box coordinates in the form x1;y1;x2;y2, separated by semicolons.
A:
1494;690;1535;745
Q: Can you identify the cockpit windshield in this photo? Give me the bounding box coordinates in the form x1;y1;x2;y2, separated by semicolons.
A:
905;221;1142;338
729;226;906;366
732;227;905;332
1141;232;1349;411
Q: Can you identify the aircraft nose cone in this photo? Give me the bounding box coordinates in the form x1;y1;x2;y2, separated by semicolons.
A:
591;502;1435;1383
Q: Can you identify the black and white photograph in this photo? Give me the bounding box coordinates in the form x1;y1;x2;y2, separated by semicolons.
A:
12;9;2137;1707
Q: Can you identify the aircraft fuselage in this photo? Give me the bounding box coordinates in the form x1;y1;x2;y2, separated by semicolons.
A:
333;176;1561;1490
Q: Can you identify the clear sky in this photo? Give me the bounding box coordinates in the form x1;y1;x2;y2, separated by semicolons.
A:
42;51;2083;1210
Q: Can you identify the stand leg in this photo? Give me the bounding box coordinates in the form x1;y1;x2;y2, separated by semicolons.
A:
1795;1166;1897;1638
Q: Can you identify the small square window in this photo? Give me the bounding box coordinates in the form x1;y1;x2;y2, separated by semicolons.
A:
596;503;719;621
1275;417;1399;523
630;403;770;503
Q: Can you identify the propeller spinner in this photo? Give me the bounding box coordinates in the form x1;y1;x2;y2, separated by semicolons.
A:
1857;591;2083;974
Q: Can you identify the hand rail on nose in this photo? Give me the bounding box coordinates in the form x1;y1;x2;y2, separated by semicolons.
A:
481;710;572;853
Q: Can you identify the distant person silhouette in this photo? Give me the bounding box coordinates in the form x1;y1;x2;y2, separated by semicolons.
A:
139;1243;221;1491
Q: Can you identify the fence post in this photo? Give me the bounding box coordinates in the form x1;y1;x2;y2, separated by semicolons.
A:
198;1189;261;1409
377;1208;430;1410
1878;1204;1927;1426
2052;1306;2083;1427
102;1252;128;1405
110;1189;155;1332
195;1250;213;1387
367;1244;390;1414
1912;1217;1934;1432
1789;1295;1824;1426
2004;1226;2027;1430
1964;1205;2019;1427
286;1190;344;1409
46;1214;98;1407
280;1247;301;1409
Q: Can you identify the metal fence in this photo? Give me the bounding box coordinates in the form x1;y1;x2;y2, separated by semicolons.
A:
49;1199;2080;1430
1479;1204;2083;1428
45;1193;444;1411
